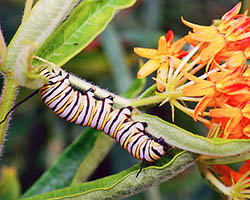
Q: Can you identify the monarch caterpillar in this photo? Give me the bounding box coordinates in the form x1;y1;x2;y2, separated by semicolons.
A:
39;67;169;163
0;66;169;174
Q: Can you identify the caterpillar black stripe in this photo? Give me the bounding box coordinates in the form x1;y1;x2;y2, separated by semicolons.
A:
39;67;169;163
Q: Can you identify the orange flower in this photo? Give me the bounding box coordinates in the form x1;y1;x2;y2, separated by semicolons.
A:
134;30;187;91
209;106;242;138
134;2;250;140
182;2;250;65
182;68;240;120
214;48;250;69
181;63;250;139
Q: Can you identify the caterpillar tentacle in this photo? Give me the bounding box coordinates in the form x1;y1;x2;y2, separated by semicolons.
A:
39;67;169;163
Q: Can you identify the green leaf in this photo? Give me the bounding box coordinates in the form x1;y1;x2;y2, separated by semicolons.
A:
3;0;80;73
132;113;250;157
201;151;250;165
32;0;137;67
71;134;114;185
22;128;99;198
0;166;20;200
23;151;197;200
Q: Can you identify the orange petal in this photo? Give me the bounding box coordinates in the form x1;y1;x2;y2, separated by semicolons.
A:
242;103;250;119
182;81;214;96
225;51;246;68
171;38;187;54
156;64;168;92
244;47;250;58
200;36;225;62
181;17;209;31
137;59;160;78
209;107;240;118
209;70;227;82
224;115;242;138
193;96;212;120
243;125;250;138
188;27;218;41
134;48;158;59
184;34;198;46
221;2;241;22
210;107;242;138
158;36;168;53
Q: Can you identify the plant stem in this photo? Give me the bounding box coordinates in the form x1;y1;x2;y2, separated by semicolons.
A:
68;73;130;107
0;77;18;153
129;95;166;107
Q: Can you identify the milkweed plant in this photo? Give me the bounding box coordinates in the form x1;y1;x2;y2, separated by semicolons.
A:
0;0;249;199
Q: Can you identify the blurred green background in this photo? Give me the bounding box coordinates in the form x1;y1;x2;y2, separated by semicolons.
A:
0;0;244;199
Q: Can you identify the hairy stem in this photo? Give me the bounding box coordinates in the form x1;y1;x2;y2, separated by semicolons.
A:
129;95;166;107
69;73;130;106
69;72;168;107
0;77;18;153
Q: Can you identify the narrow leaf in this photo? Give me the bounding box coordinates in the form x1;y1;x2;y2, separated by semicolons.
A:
71;134;114;185
201;151;250;165
23;151;197;200
22;128;99;198
33;0;137;67
132;113;250;157
3;0;80;73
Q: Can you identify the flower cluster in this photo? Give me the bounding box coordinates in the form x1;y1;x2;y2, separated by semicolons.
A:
135;2;250;139
134;2;250;199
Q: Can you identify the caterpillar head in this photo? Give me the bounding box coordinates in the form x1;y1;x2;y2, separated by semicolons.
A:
40;66;68;85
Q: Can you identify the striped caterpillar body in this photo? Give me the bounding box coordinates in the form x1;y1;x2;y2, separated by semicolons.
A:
39;67;169;163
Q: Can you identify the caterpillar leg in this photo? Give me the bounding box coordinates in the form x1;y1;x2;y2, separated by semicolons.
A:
136;159;145;178
85;87;95;94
